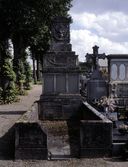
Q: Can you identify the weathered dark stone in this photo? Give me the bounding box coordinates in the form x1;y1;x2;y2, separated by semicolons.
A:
79;102;112;157
80;102;112;157
86;46;107;102
87;70;108;102
43;52;77;68
14;17;113;160
86;45;106;70
15;123;47;160
80;121;112;157
38;95;82;120
14;101;113;159
39;16;81;120
50;16;71;50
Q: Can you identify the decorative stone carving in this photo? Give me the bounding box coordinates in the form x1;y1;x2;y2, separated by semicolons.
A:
86;45;106;70
52;23;69;42
67;57;77;67
44;53;77;68
39;16;81;120
51;16;71;43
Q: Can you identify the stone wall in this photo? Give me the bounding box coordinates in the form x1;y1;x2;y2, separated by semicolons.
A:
79;102;112;157
15;103;48;160
80;120;112;157
15;123;47;160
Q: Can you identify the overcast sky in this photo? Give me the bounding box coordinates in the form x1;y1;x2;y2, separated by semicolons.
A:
69;0;128;62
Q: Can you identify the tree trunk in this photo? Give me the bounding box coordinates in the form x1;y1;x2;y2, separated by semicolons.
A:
32;54;37;84
0;40;9;101
12;35;22;78
36;56;41;81
12;35;26;93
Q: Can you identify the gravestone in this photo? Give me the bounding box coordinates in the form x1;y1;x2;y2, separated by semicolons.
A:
86;46;107;102
86;45;106;71
14;18;113;160
38;16;82;120
108;54;128;108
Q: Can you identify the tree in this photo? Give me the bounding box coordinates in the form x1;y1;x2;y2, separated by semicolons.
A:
23;51;32;90
0;0;72;95
0;40;17;104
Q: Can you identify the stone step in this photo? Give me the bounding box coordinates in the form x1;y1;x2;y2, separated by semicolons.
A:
112;142;126;157
48;154;71;160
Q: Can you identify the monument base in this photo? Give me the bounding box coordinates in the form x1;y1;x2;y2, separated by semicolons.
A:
14;101;113;160
38;94;82;120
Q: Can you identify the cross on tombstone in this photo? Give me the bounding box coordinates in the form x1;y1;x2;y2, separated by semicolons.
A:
86;45;106;70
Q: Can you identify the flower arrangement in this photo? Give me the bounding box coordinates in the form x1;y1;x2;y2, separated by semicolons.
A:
118;124;128;135
98;96;116;112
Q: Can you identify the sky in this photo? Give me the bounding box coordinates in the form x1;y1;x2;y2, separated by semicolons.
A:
69;0;128;62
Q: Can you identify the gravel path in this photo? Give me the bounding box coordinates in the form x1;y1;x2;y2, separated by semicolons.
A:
0;85;42;113
0;85;42;136
0;158;128;167
0;85;42;135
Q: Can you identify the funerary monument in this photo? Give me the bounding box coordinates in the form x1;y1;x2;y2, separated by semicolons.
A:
38;17;82;120
14;16;112;160
86;46;107;102
108;54;128;108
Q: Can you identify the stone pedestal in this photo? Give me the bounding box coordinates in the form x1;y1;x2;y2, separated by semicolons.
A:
39;95;81;120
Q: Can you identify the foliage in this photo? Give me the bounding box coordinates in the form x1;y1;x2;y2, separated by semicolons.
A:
0;87;3;104
0;0;72;54
0;0;73;99
0;43;18;104
0;82;18;104
23;59;32;90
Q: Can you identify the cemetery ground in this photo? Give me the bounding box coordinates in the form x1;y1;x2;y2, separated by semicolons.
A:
0;85;128;166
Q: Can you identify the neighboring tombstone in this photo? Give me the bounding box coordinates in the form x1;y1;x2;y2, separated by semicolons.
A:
80;74;88;97
108;54;128;108
86;46;107;102
86;45;106;71
39;16;81;120
87;70;107;102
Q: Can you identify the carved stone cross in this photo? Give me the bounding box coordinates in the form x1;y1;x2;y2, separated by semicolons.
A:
86;45;106;70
